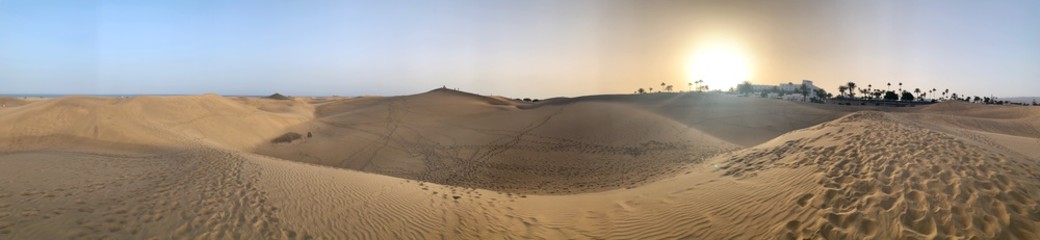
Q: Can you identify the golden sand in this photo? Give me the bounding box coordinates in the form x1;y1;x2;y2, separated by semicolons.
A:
1;90;1038;239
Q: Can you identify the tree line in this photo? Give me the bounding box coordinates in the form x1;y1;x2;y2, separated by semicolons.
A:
636;80;709;94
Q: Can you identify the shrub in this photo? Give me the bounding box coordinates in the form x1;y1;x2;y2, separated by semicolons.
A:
272;132;303;143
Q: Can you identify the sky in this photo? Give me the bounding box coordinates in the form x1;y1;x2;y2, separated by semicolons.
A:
1;0;1038;98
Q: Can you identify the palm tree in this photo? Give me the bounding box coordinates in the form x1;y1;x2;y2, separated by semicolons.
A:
800;83;810;102
638;88;645;94
814;88;829;101
666;85;674;92
737;81;753;96
688;82;693;91
660;82;666;92
838;86;848;98
846;82;857;99
900;91;915;102
914;88;921;101
649;87;653;93
887;82;891;91
898;82;903;93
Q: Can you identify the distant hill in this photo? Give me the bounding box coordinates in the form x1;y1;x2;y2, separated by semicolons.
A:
266;93;292;100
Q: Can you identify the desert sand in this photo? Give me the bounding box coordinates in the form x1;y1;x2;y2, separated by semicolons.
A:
1;89;1039;239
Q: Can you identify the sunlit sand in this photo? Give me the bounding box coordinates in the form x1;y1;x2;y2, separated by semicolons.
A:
1;89;1038;239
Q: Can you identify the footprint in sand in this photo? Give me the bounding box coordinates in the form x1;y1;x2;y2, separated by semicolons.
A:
795;193;814;207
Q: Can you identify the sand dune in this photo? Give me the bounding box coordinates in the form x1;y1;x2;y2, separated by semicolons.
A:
1;91;1039;239
719;111;1040;238
0;97;28;108
257;89;740;193
0;94;310;153
535;93;857;147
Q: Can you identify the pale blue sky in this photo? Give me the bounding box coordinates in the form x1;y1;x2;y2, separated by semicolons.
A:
1;0;1038;98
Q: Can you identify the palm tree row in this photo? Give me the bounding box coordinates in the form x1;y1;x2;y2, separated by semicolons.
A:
836;81;923;102
636;80;707;94
833;82;1013;105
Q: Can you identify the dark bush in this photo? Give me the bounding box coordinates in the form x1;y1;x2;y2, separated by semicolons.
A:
272;132;303;143
266;93;291;100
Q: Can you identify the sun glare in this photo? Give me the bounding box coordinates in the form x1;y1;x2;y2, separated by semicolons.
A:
686;42;752;91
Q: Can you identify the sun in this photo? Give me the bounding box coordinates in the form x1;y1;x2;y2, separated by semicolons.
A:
685;42;752;91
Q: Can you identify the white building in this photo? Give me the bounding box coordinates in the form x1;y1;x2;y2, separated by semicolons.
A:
746;80;822;102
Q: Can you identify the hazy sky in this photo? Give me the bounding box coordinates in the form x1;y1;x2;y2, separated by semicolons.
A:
2;0;1038;98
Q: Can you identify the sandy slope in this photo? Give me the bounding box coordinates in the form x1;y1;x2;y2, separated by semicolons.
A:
718;111;1040;238
257;89;741;193
538;93;858;147
0;94;310;153
1;91;1039;239
0;97;28;108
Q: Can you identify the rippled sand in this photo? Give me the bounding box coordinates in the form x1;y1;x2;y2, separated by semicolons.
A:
1;91;1038;239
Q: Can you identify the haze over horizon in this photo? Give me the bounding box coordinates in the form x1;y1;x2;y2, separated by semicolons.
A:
2;0;1038;98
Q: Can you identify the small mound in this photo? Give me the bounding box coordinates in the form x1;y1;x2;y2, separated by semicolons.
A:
315;89;515;118
266;93;292;100
421;88;517;106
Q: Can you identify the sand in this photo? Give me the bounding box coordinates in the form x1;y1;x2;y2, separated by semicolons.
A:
257;89;741;194
1;90;1039;239
0;97;28;108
